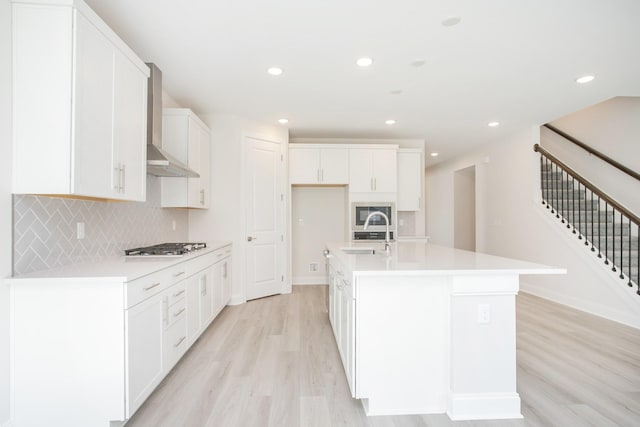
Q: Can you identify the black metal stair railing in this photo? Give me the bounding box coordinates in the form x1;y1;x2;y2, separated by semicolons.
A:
534;144;639;295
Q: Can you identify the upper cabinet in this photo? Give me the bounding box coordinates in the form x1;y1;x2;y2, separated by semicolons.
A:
397;149;423;211
12;0;149;201
160;109;211;209
289;145;349;184
348;148;397;193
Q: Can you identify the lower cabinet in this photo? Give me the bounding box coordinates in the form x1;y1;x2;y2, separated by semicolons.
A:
126;293;165;416
8;244;232;427
327;254;355;396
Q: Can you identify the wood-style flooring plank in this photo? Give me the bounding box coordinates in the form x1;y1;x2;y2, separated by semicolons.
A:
125;286;640;427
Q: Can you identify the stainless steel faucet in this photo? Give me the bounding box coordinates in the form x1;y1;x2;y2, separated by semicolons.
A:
363;211;391;254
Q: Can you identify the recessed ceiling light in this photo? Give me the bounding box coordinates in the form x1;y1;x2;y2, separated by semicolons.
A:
385;119;396;125
267;67;283;76
441;16;461;27
575;75;595;84
356;57;374;67
430;152;439;157
278;118;289;124
488;121;500;127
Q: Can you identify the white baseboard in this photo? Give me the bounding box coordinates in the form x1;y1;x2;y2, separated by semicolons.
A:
292;276;328;285
447;392;522;421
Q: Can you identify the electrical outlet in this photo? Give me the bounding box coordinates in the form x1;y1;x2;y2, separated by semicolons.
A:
477;304;491;324
309;262;319;272
76;222;85;240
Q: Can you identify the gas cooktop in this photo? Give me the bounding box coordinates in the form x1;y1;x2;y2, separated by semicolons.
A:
124;242;207;256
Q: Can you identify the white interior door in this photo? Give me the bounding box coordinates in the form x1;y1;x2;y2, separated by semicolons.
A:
245;136;284;300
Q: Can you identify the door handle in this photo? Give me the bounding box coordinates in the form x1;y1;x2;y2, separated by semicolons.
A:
247;236;257;242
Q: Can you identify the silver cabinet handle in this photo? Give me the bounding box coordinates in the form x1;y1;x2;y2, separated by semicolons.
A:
173;271;185;278
247;236;257;242
143;282;161;291
121;164;126;193
173;336;186;348
200;189;205;205
201;277;207;296
317;169;321;183
173;307;186;317
173;289;185;298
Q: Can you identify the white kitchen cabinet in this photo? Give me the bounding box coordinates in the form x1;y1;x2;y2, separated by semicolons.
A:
126;291;164;416
161;108;211;208
11;0;148;201
349;148;397;193
397;149;423;211
186;245;232;346
289;145;349;184
8;244;233;426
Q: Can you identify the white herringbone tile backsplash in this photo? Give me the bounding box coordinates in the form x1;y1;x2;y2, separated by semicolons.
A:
13;176;189;275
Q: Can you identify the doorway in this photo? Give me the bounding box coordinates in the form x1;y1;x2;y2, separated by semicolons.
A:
454;165;476;251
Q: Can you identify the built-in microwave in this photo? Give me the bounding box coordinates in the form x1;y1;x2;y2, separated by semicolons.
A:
352;202;395;240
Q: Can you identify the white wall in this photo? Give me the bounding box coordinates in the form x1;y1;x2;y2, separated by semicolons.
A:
453;166;476;251
543;96;640;215
426;127;640;328
291;186;347;284
188;114;288;304
1;0;12;423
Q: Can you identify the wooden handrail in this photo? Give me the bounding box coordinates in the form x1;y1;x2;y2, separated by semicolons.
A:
543;124;640;182
534;144;640;225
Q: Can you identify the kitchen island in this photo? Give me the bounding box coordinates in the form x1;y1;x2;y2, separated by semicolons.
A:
325;241;564;421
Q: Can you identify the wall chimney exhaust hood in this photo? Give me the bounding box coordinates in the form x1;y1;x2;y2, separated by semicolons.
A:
145;63;199;178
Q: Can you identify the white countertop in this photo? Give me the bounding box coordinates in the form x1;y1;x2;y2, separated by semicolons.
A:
8;241;232;282
326;241;565;276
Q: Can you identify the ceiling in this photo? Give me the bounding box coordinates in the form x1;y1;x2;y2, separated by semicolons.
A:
85;0;640;164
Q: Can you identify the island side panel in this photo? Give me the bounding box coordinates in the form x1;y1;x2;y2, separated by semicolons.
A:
355;275;449;415
447;274;522;420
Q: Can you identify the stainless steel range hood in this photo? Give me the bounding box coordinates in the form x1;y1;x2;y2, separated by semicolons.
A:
145;63;199;178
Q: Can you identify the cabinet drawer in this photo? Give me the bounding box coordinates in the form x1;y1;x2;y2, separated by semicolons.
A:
163;316;187;371
165;297;186;328
167;282;186;306
126;269;172;308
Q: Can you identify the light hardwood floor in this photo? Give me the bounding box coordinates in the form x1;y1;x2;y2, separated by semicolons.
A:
126;286;640;427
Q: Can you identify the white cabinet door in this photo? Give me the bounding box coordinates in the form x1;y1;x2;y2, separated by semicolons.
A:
112;52;147;201
349;148;397;193
73;11;114;199
221;257;232;306
372;149;398;193
126;294;164;417
199;269;215;327
397;150;423;211
289;147;348;184
161;109;211;208
289;148;321;184
320;148;349;184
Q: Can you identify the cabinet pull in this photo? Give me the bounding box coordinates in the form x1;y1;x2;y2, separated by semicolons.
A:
201;277;207;296
173;336;186;348
114;165;120;190
121;164;126;193
173;289;185;297
216;252;224;258
200;189;205;205
143;282;161;291
223;262;227;279
373;177;377;191
173;271;186;278
320;169;324;182
317;169;321;182
173;307;186;317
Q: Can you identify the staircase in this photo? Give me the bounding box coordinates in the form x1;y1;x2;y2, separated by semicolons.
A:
536;146;639;294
